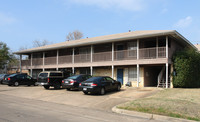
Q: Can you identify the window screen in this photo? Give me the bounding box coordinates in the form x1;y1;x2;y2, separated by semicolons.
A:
128;67;137;81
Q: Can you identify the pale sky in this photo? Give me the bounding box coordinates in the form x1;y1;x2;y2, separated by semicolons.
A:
1;0;200;52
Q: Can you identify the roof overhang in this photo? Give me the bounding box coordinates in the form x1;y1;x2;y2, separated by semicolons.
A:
14;30;197;55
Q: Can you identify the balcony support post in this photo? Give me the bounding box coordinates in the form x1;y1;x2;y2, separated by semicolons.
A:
72;48;75;64
30;53;33;76
112;65;114;79
137;39;139;60
91;45;93;63
43;52;45;71
166;36;168;58
137;64;139;87
72;67;75;74
156;37;158;58
56;50;59;71
20;55;22;73
90;66;93;76
166;63;168;88
112;42;114;61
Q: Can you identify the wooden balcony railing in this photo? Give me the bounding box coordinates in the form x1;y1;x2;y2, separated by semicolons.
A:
45;57;56;65
74;54;91;63
58;55;72;64
21;60;30;66
32;58;43;66
139;47;166;59
115;50;137;60
158;47;166;58
139;48;156;59
27;47;167;67
93;52;112;62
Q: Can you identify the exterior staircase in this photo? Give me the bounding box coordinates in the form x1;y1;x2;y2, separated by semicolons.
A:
157;67;170;88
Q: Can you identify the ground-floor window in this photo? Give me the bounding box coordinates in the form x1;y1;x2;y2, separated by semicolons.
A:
128;67;137;82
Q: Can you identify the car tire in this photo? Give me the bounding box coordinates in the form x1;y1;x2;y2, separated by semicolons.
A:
14;81;19;86
34;82;37;86
44;85;50;89
100;87;105;95
116;85;121;91
54;82;60;89
83;91;88;94
66;88;71;91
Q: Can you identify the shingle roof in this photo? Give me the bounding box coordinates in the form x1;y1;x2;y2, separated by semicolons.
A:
195;44;200;51
15;30;195;54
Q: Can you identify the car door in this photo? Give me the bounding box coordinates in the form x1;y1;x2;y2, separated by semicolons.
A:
22;75;28;85
26;75;33;85
106;77;117;90
104;77;113;91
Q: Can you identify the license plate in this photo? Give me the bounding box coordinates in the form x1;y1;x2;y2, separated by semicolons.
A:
65;81;69;83
41;83;45;85
83;88;87;91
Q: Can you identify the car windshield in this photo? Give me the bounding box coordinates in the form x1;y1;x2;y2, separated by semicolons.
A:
39;73;48;78
86;77;102;82
67;75;80;79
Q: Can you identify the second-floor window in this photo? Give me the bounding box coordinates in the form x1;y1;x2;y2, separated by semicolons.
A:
128;42;137;57
79;47;90;61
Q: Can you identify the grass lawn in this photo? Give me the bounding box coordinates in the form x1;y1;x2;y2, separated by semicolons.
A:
117;88;200;121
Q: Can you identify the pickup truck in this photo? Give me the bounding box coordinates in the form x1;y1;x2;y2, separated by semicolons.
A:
37;71;72;89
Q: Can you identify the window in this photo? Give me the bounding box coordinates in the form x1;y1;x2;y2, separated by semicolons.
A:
50;73;62;77
27;75;32;79
128;67;137;81
128;42;137;57
17;75;25;79
79;47;90;61
105;77;114;82
39;73;48;78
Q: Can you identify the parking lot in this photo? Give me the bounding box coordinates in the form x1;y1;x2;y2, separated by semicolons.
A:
0;85;160;112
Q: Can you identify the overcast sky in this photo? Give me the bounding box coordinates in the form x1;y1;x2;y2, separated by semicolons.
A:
1;0;200;52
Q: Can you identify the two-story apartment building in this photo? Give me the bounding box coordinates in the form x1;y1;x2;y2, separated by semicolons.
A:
15;30;196;88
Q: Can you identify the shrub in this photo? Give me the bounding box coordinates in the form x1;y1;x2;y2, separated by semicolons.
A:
173;49;200;88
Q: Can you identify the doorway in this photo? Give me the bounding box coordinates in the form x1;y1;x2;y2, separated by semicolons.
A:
117;69;124;85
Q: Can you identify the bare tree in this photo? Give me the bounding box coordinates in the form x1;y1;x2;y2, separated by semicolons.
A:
33;40;50;47
19;46;28;51
66;30;83;41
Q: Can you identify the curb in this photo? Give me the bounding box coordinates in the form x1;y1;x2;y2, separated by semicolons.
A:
112;106;195;122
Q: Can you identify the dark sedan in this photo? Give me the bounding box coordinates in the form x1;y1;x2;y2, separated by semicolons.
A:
0;74;9;84
3;74;37;86
79;76;121;95
62;74;92;90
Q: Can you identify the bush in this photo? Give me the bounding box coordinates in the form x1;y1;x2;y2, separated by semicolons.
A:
173;49;200;88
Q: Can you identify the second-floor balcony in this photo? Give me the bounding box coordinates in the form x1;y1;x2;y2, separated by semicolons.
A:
21;47;167;67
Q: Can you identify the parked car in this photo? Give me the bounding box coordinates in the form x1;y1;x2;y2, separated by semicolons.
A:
37;71;72;89
3;74;37;86
62;74;92;90
0;74;9;84
79;76;121;95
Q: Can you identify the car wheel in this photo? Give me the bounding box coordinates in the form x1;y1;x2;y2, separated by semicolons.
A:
14;82;19;86
66;88;71;91
34;82;37;86
44;85;50;89
54;82;60;89
100;87;105;95
116;85;121;91
83;91;88;94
